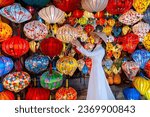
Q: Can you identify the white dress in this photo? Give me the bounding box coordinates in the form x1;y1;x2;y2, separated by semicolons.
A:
77;44;115;100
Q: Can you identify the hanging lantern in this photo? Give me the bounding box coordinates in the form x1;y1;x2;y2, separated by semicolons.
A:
133;0;150;14
2;36;29;58
112;44;122;59
143;7;150;25
81;0;108;13
106;0;133;15
143;33;150;51
3;71;31;93
78;17;88;25
113;26;122;37
0;3;32;23
22;0;50;7
104;59;113;70
0;21;12;43
56;56;78;76
29;41;40;53
84;24;94;34
102;25;113;36
40;37;63;58
55;87;77;100
133;77;150;95
53;0;81;13
122;26;131;35
82;65;88;75
38;5;65;24
77;59;85;71
85;58;92;70
23;20;48;41
94;11;104;19
40;71;63;90
144;60;150;78
83;11;94;19
0;0;14;7
145;88;150;100
73;10;84;18
25;54;49;74
56;24;78;43
25;88;50;100
118;9;143;25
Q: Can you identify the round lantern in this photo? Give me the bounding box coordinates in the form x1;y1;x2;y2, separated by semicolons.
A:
145;88;150;100
25;54;49;74
40;71;63;90
23;20;48;41
2;36;29;58
0;21;12;43
144;60;150;78
56;56;78;76
106;0;133;15
143;7;150;25
123;87;141;100
73;10;84;18
0;0;14;7
84;24;94;34
133;77;150;95
22;0;50;7
53;0;81;13
81;0;108;13
25;88;50;100
0;56;14;77
0;83;15;100
3;71;31;92
94;11;104;19
55;87;77;100
40;37;63;58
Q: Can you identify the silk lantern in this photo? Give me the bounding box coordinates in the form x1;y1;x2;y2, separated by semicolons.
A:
82;65;88;75
2;36;29;58
144;60;150;78
55;87;77;100
143;33;150;51
22;0;50;7
94;11;104;19
38;5;65;24
84;24;94;34
73;10;84;18
0;3;32;23
145;88;150;100
106;0;133;15
0;0;14;7
143;7;150;25
0;21;12;42
81;0;108;13
0;56;14;77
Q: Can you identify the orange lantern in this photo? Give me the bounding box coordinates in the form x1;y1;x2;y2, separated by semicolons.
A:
0;0;14;7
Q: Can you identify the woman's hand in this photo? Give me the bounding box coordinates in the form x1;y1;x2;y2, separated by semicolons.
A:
71;40;82;48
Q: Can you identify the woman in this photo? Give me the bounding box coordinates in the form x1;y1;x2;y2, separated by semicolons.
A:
71;32;115;100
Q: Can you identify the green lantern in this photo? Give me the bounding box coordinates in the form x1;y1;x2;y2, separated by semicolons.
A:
22;0;50;7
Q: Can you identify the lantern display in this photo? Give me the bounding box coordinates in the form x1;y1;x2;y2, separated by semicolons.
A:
0;0;14;7
22;0;50;7
40;71;63;90
132;22;150;39
133;0;150;14
53;0;81;13
25;88;50;100
55;87;77;100
0;3;32;23
38;5;65;24
0;56;14;77
56;24;78;43
81;0;108;13
145;88;150;100
77;59;85;71
25;54;49;74
133;77;150;95
40;37;63;57
144;60;150;78
123;87;141;100
0;21;12;42
2;36;29;58
3;71;31;92
118;9;143;25
23;20;48;41
106;0;133;15
132;50;150;69
56;56;78;76
143;7;150;25
29;41;40;53
0;83;15;100
73;10;84;18
122;61;140;81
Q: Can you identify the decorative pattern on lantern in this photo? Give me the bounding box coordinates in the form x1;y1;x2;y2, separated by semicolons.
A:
40;37;63;58
23;20;48;41
0;3;32;23
145;88;150;100
55;87;77;100
0;0;14;7
56;24;78;43
3;71;31;93
0;56;14;77
106;0;133;15
22;0;50;7
81;0;108;13
2;36;29;58
0;21;12;43
144;60;150;79
143;33;150;52
56;56;78;76
77;59;85;71
25;54;49;74
38;5;65;24
25;88;50;100
40;71;63;90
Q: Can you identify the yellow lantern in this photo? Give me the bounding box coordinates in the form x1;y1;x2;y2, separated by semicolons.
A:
122;26;131;35
29;41;40;53
0;21;12;42
106;42;113;52
112;44;122;59
133;0;150;14
133;77;150;95
83;11;94;19
102;25;112;36
145;87;150;100
143;33;150;51
78;17;88;25
107;19;115;27
56;56;78;76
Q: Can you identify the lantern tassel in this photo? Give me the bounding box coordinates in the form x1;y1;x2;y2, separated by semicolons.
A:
15;58;23;72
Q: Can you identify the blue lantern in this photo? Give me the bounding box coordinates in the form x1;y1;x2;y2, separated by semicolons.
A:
143;7;150;25
82;65;88;75
25;54;49;74
0;83;3;92
113;26;122;37
22;0;51;7
0;56;14;77
123;87;141;100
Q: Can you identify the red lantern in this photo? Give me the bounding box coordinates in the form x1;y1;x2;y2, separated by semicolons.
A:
0;90;15;100
67;16;76;26
96;18;106;26
53;0;81;13
25;88;50;100
84;24;94;34
40;37;63;57
94;11;104;19
0;0;14;7
2;36;29;58
85;58;92;69
73;9;84;18
26;6;35;15
106;0;133;14
144;60;150;79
